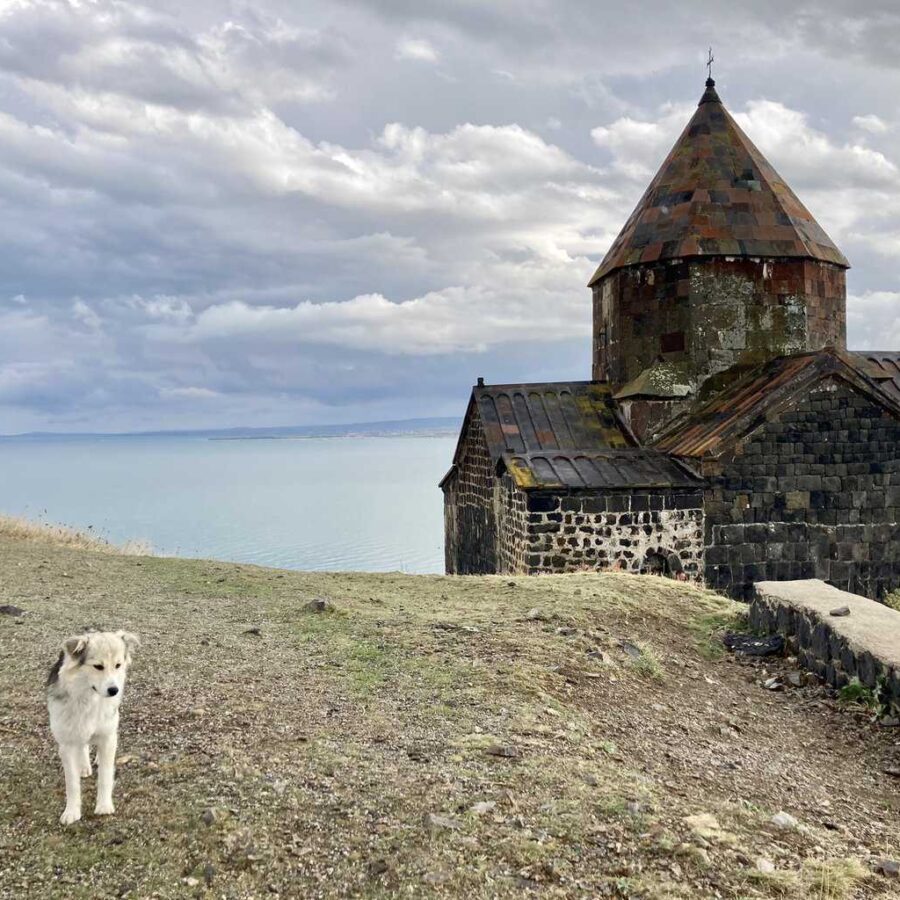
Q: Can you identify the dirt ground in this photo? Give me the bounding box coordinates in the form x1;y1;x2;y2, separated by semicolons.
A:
0;531;899;899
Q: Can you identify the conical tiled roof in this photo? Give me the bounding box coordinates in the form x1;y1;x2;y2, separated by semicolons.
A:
588;79;849;285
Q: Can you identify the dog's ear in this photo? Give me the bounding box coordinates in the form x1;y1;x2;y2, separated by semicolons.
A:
62;635;89;661
116;631;140;655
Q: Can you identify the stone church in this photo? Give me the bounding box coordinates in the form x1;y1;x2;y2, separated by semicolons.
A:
441;76;900;601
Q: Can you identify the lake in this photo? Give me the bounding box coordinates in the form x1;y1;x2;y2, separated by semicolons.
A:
0;435;457;574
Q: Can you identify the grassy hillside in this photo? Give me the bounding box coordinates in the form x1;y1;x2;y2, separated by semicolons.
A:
1;531;898;899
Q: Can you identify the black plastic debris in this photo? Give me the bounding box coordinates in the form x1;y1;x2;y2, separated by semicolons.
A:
723;632;785;657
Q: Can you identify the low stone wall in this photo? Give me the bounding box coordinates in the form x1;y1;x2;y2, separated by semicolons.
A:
751;579;900;707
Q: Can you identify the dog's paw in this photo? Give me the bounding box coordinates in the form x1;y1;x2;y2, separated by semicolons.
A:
79;765;92;778
60;808;82;826
94;801;115;816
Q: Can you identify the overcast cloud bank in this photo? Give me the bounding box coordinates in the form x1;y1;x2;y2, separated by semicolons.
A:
0;0;898;431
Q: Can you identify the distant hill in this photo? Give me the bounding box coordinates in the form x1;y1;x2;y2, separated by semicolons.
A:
0;417;461;441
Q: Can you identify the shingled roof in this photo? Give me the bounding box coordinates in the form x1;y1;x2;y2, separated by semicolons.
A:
652;348;900;459
853;352;900;403
588;79;849;285
443;381;701;491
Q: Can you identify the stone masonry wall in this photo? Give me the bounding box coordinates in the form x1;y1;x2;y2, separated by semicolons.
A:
523;489;704;576
704;378;900;601
443;411;498;575
593;257;846;391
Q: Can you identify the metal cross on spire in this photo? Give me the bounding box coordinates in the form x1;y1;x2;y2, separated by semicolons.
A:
706;47;715;81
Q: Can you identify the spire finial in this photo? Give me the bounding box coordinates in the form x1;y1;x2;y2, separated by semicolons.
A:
699;48;720;104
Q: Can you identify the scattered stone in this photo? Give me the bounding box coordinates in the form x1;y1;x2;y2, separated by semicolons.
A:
422;812;460;833
829;606;851;617
116;755;134;766
484;744;521;759
771;812;798;830
525;607;545;621
879;716;900;728
764;677;784;691
626;801;644;816
200;808;218;827
243;627;262;636
786;671;804;688
755;858;776;874
581;773;599;787
470;801;496;815
883;766;900;778
367;859;390;877
555;626;577;636
423;870;451;885
304;598;330;613
875;859;900;878
723;632;784;657
183;877;200;887
586;649;609;663
619;641;642;660
0;604;25;616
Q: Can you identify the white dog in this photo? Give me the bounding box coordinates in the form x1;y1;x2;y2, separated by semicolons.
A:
47;630;139;825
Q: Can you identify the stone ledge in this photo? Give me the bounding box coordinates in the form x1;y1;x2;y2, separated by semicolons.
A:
751;579;900;704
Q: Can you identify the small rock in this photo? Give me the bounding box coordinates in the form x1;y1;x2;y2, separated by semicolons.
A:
619;641;642;660
525;607;545;621
423;870;451;885
883;766;900;778
764;677;784;692
368;858;389;877
786;671;804;688
771;812;798;830
243;627;262;636
875;859;900;878
422;812;460;833
755;857;776;874
626;800;644;816
183;877;200;887
116;755;134;766
200;808;218;827
470;801;496;815
304;598;330;613
484;744;521;759
0;604;25;616
878;716;900;728
582;773;599;786
556;626;577;636
202;864;216;885
829;606;851;617
586;649;609;663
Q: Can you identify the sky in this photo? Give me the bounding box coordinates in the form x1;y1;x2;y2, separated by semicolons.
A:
0;0;899;433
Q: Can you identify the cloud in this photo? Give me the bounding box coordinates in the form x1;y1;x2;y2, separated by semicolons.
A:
853;113;890;134
0;0;897;431
394;37;439;63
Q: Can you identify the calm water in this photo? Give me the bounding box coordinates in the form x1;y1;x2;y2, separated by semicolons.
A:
0;435;457;574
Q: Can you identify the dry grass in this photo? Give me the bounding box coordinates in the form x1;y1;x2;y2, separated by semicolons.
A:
0;514;151;555
0;536;897;899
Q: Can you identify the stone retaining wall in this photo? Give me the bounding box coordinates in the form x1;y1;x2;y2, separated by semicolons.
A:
751;579;900;708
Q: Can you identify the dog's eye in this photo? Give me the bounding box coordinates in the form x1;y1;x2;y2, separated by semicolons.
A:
93;664;104;671
115;663;121;669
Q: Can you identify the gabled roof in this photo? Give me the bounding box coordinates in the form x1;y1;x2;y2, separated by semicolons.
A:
588;79;848;285
471;381;635;463
443;380;702;491
500;448;702;491
652;348;900;459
